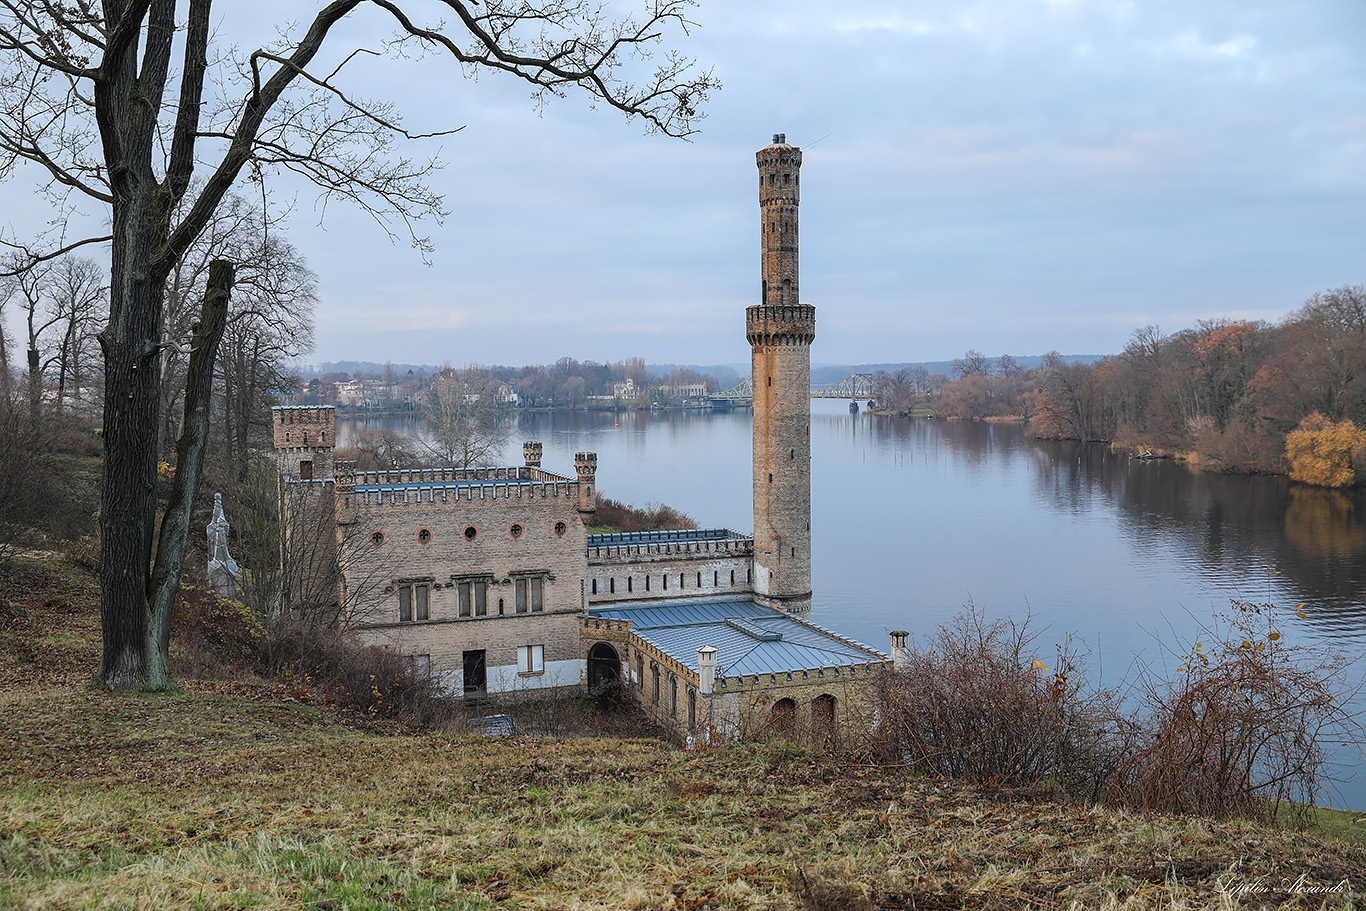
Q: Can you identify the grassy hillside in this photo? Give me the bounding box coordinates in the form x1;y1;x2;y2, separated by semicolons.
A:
1;552;1363;910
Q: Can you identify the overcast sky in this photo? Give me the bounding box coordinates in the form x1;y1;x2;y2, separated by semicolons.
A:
6;0;1366;370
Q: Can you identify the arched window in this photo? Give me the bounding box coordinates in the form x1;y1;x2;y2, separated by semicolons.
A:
812;694;837;749
771;698;797;740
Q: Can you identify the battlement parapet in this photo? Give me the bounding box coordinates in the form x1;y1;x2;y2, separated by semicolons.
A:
335;460;357;493
580;616;633;634
716;659;887;690
281;478;336;495
587;537;754;562
574;452;598;482
353;465;571;486
347;478;579;507
746;304;816;347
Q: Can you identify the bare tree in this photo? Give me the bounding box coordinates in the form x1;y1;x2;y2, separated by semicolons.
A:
953;349;992;378
422;364;511;467
0;1;713;691
38;256;106;413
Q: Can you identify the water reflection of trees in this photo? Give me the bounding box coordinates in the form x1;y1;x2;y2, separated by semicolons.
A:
1027;429;1366;624
879;418;1366;628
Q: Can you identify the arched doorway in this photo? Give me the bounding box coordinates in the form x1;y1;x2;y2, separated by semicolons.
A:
771;697;797;740
587;642;621;693
811;694;837;749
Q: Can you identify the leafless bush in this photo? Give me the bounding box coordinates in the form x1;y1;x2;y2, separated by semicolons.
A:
256;614;457;727
0;392;97;565
170;584;266;679
1107;600;1362;821
873;605;1127;798
593;493;697;532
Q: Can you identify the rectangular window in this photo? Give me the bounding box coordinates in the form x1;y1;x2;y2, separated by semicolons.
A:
514;577;545;613
651;665;660;705
300;460;313;481
518;644;545;675
397;583;429;622
456;580;488;618
670;676;678;717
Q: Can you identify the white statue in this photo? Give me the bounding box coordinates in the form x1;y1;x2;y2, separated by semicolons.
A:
207;493;239;598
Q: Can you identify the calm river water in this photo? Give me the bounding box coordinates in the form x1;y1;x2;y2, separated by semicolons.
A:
339;401;1366;809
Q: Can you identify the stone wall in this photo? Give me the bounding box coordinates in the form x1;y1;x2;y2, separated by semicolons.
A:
342;479;590;697
586;536;754;604
272;405;336;481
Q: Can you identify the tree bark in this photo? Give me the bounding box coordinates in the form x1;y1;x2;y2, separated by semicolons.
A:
149;259;234;658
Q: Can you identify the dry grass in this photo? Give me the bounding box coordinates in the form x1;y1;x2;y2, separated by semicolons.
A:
2;553;1364;910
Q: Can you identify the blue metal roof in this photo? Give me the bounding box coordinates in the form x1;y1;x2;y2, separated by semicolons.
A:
588;597;886;677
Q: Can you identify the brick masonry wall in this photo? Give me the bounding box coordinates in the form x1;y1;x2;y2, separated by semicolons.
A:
272;406;336;480
708;666;884;747
751;340;812;611
344;484;590;695
586;553;754;603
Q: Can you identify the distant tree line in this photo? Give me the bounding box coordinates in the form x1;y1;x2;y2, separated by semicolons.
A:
874;285;1366;487
299;356;722;409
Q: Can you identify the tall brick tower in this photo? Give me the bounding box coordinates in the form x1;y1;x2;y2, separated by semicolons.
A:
749;133;814;614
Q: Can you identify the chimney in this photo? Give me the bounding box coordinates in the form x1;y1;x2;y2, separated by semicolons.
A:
890;630;910;671
698;646;718;695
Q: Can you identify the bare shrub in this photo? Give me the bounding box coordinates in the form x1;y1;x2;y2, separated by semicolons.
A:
1108;600;1361;821
256;615;456;727
873;605;1126;798
170;584;265;679
593;493;697;532
0;393;97;565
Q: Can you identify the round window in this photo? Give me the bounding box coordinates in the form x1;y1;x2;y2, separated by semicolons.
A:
417;528;433;544
553;521;568;537
370;530;385;547
509;523;524;539
463;525;478;542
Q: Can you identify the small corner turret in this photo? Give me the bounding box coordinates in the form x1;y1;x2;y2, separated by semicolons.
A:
575;451;598;522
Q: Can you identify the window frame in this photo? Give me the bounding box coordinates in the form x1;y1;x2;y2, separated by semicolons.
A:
517;644;545;676
396;580;432;623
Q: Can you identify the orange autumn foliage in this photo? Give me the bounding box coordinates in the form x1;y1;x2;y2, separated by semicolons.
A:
1284;413;1366;488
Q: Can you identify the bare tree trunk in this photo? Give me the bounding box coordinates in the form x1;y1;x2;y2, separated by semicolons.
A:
149;259;234;659
99;196;173;691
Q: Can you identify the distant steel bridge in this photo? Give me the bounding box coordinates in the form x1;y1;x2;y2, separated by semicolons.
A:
809;373;874;400
705;373;874;405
